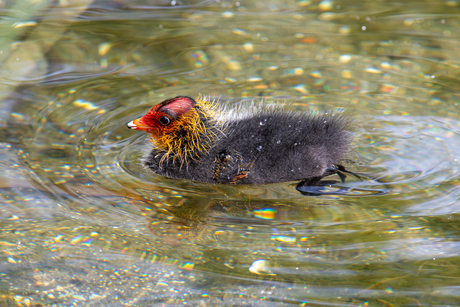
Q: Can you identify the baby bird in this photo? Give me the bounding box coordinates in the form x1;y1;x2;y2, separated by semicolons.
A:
127;96;352;187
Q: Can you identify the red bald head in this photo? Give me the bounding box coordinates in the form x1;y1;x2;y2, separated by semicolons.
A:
127;96;196;134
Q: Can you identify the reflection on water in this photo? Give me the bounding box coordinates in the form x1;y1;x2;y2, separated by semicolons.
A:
2;0;460;306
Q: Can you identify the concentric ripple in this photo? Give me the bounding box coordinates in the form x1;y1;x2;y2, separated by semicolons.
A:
13;80;460;307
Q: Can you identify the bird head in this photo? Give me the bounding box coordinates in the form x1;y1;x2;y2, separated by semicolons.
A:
128;95;221;165
127;96;197;139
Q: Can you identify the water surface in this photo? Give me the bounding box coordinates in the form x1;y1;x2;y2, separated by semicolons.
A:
1;0;460;306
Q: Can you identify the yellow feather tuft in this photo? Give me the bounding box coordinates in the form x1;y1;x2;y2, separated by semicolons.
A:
149;95;225;168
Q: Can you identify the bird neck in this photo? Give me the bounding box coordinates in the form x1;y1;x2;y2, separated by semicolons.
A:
152;96;223;166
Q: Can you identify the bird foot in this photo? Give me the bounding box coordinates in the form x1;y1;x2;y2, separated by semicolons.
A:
295;164;362;196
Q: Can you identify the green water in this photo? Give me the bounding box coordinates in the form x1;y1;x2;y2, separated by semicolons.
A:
1;0;460;306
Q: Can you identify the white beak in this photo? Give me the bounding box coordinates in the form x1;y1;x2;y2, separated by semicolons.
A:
127;121;137;129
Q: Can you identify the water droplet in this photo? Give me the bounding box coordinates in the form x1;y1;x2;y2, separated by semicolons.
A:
257;146;262;151
277;140;281;144
294;143;298;146
248;76;262;82
243;42;254;52
222;11;234;18
232;28;247;37
249;259;274;275
98;42;112;56
365;67;381;74
260;121;265;126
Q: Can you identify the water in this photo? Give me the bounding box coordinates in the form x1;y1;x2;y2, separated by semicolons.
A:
1;0;460;306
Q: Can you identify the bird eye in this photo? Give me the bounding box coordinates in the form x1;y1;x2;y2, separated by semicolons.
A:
159;116;171;126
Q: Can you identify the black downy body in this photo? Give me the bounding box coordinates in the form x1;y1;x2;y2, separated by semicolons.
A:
142;100;352;187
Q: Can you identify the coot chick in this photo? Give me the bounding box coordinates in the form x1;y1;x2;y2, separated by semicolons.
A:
127;96;352;186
